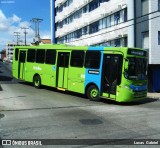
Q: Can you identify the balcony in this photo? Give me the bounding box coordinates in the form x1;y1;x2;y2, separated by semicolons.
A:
68;21;128;46
56;0;93;22
100;0;127;17
55;0;67;7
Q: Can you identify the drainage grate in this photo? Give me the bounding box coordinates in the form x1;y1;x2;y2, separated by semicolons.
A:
79;119;103;125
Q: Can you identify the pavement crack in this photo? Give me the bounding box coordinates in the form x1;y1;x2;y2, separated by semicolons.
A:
0;96;26;100
0;105;101;112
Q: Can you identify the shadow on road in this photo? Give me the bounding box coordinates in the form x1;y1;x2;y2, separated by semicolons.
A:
0;75;13;81
101;97;159;106
18;81;159;106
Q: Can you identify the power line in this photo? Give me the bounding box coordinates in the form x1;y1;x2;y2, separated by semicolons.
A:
21;27;29;45
14;32;20;45
57;10;160;44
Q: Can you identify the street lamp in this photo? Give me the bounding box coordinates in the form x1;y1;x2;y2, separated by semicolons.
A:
30;18;43;44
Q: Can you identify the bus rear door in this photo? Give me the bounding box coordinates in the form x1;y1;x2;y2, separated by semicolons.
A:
56;52;70;89
101;54;123;99
18;50;26;80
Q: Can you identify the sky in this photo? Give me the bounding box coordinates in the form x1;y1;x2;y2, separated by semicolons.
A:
0;0;51;51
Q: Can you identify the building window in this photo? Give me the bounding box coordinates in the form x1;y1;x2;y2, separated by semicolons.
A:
89;0;99;12
106;16;111;27
142;0;149;15
82;26;88;35
89;21;99;34
142;31;149;49
159;0;160;11
124;8;127;22
114;12;120;25
158;31;160;45
115;39;121;47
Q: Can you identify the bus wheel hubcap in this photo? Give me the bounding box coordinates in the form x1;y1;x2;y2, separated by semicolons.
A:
90;89;98;98
35;80;39;86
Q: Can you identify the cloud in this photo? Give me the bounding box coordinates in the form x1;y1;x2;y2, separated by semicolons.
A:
0;9;34;48
0;10;10;31
12;14;21;23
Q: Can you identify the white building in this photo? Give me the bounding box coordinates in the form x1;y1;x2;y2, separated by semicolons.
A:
6;42;29;61
6;42;16;61
51;0;160;92
54;0;130;47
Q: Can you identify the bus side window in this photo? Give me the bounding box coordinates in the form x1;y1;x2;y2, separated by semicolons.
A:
45;50;56;64
36;49;45;63
15;48;19;61
27;49;35;62
70;50;84;68
85;51;101;69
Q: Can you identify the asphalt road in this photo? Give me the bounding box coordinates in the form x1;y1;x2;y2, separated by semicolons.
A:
0;61;160;148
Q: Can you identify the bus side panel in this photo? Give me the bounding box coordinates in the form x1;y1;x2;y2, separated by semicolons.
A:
68;67;85;94
40;64;56;87
84;47;104;93
25;63;56;87
12;60;18;79
25;62;37;83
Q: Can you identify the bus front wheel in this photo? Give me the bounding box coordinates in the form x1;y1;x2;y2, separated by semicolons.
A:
87;85;100;101
33;75;41;89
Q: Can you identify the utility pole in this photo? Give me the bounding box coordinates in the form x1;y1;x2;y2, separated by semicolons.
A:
14;32;20;45
30;18;43;43
21;27;29;45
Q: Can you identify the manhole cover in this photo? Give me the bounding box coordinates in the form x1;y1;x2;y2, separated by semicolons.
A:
79;119;103;125
0;114;5;119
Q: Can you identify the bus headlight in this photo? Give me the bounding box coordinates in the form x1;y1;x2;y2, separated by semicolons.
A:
124;85;132;91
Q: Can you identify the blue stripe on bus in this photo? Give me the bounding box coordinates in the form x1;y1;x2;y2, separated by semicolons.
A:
130;84;147;92
85;46;104;93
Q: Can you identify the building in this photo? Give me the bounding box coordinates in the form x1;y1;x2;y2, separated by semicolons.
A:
40;39;51;44
6;42;28;62
134;0;160;92
51;0;160;92
6;42;16;61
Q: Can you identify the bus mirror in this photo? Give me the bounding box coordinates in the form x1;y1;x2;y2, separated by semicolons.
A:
124;60;129;71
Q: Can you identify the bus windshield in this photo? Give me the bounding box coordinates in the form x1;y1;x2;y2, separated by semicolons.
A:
125;57;147;80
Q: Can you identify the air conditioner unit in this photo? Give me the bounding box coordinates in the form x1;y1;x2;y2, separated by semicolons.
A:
118;5;122;9
118;34;123;38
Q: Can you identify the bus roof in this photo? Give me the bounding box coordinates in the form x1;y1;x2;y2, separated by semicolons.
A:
14;44;146;55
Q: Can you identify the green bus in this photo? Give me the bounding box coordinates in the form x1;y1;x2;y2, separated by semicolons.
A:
12;44;148;102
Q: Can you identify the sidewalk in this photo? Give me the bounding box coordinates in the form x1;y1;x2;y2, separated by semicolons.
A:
147;92;160;99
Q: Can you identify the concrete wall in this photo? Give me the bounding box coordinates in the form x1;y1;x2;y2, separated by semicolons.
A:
149;0;160;64
135;0;149;49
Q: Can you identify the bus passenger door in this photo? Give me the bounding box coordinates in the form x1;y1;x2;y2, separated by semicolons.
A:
102;54;122;99
18;51;26;79
57;52;70;89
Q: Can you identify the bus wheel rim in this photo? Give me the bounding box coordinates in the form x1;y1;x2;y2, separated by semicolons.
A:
90;89;98;98
35;80;39;86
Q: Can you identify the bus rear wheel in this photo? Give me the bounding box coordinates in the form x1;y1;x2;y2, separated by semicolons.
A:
33;75;41;89
87;85;100;101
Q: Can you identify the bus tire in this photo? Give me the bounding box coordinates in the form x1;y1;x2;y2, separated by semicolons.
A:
33;75;41;89
87;85;100;101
